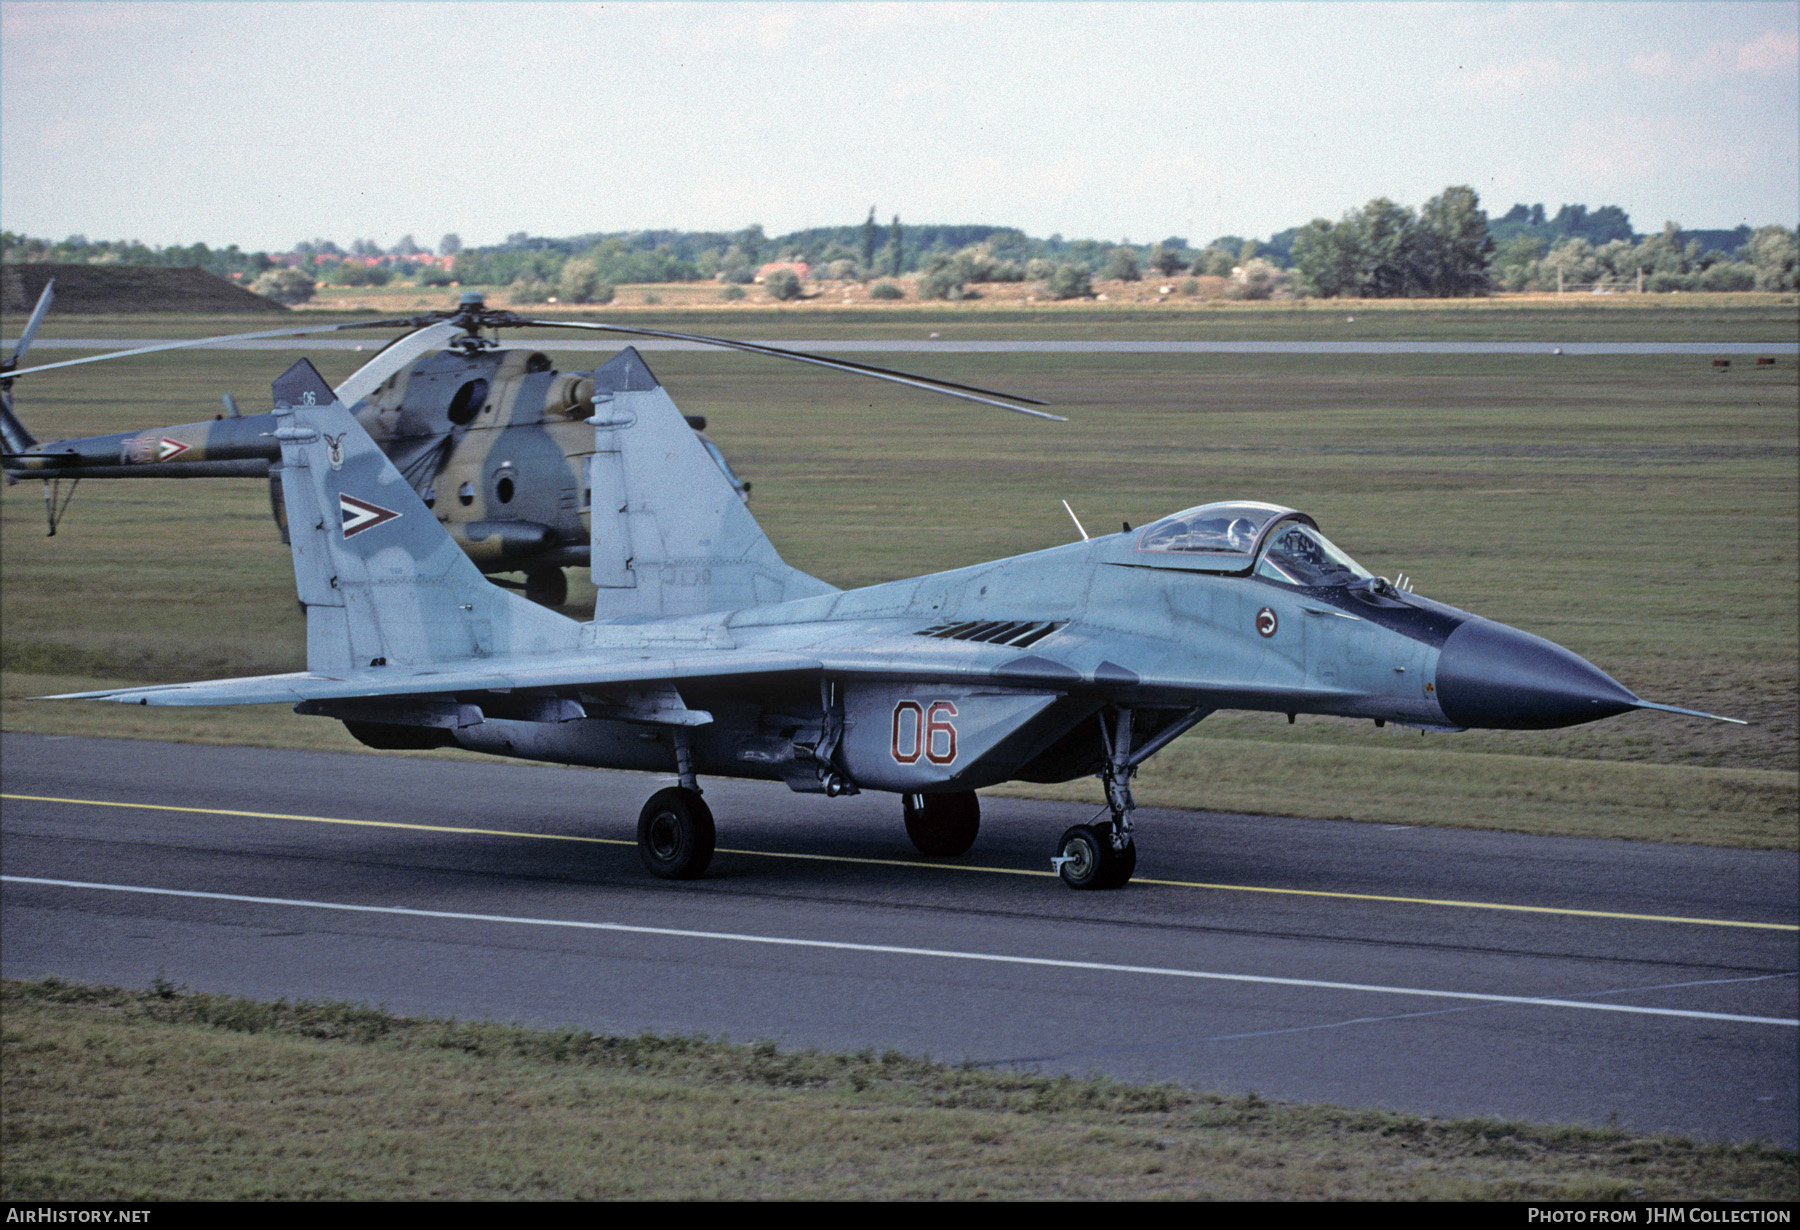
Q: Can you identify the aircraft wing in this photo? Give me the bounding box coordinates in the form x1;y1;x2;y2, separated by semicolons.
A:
42;633;1359;714
39;648;827;707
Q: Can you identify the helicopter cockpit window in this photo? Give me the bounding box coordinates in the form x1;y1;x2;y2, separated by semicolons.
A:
1137;502;1288;555
1255;522;1373;588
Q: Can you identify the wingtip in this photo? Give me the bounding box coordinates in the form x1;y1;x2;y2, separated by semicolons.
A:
32;689;132;701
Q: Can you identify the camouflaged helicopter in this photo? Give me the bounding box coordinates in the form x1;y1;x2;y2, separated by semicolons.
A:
1;287;1060;606
41;353;1740;890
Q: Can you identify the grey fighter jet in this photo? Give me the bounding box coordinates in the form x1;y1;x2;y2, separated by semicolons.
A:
47;353;1741;889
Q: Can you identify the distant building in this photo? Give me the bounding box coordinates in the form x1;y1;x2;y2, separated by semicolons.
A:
755;260;809;284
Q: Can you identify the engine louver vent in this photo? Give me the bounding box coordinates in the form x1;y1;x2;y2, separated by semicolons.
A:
917;619;1065;648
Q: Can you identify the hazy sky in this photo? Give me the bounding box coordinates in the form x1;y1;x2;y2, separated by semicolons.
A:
2;1;1795;251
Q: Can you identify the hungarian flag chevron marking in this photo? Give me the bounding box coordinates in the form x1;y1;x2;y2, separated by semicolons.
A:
339;492;401;538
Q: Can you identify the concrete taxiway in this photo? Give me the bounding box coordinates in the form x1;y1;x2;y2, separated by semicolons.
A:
3;733;1793;1145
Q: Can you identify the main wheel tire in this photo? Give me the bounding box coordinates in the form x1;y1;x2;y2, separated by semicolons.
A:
903;791;980;857
637;787;715;880
1098;837;1137;889
1055;824;1112;889
524;567;568;608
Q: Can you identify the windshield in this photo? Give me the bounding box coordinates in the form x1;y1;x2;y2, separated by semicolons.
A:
1255;522;1373;587
1137;501;1289;555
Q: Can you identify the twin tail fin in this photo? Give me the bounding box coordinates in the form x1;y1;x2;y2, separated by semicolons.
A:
269;359;581;672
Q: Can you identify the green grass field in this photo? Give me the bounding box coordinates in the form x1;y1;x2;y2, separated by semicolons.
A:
3;301;1795;847
5;979;1793;1201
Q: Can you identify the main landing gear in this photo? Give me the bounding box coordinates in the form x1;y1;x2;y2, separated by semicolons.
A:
637;728;713;879
637;786;714;879
903;791;980;857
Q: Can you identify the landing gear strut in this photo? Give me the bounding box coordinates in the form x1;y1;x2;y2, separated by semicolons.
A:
1050;704;1210;890
1055;707;1139;890
903;791;980;857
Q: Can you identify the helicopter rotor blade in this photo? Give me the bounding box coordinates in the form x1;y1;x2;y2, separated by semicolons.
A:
509;318;1063;420
5;316;429;381
333;321;466;406
5;280;56;372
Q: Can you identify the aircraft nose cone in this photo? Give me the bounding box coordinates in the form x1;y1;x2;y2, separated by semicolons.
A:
1435;618;1639;730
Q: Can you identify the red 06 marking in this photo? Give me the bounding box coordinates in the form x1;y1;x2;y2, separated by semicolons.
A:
1256;607;1279;637
891;699;958;765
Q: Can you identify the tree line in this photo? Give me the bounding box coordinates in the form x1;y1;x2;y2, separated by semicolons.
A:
4;191;1795;304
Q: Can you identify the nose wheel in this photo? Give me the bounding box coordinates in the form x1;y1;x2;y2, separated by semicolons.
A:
1053;824;1136;889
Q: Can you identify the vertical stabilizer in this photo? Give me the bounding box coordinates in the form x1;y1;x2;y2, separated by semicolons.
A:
587;348;836;619
269;359;581;672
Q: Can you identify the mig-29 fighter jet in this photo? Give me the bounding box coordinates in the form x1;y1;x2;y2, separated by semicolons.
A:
45;353;1740;889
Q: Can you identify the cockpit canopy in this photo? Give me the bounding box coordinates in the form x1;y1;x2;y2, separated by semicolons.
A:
1254;520;1372;588
1134;500;1374;586
1137;501;1290;556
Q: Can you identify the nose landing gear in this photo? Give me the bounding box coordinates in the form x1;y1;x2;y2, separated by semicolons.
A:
1050;705;1208;890
1053;707;1139;889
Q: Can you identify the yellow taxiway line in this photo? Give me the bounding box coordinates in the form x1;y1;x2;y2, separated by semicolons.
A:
6;791;1795;932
